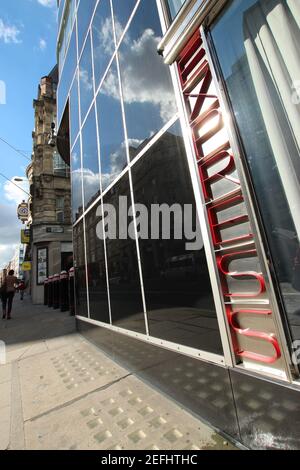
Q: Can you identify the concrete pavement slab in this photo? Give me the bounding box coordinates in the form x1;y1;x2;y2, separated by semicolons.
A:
0;364;11;384
0;381;11;409
0;406;10;450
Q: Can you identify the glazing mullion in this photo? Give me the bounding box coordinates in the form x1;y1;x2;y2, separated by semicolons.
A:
90;8;114;326
76;14;90;319
110;0;149;336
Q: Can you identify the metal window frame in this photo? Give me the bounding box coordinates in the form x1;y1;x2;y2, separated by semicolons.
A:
76;14;90;320
110;0;149;336
90;6;113;326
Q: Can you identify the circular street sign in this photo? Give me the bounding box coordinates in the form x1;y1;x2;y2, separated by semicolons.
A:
17;203;29;219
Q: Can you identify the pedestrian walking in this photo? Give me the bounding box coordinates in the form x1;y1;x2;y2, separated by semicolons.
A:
18;280;26;300
2;270;18;320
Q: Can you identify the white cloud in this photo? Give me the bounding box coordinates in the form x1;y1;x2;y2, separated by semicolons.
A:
37;0;56;7
0;204;22;269
39;38;47;51
0;18;21;44
4;177;29;205
0;244;18;270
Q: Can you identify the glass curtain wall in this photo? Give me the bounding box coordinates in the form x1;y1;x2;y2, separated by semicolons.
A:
59;0;224;356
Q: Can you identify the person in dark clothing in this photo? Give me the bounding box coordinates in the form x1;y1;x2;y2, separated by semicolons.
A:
2;270;18;320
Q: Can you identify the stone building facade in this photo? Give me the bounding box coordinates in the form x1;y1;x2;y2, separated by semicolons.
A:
27;66;73;304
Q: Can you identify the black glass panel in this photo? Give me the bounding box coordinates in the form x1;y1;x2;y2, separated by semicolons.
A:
92;0;115;88
74;221;88;317
77;0;97;56
118;0;177;155
70;71;79;148
82;106;101;210
112;0;138;42
85;205;110;324
79;33;94;122
104;173;145;334
131;121;223;354
58;26;77;124
211;0;300;342
96;61;127;192
71;139;83;223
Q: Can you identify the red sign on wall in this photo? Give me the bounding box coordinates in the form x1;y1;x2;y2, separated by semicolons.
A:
176;29;287;375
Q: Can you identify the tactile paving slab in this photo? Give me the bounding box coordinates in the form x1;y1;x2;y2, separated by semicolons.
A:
23;344;235;450
19;342;128;421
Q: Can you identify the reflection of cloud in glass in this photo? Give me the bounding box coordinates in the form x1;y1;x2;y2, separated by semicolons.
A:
102;141;127;189
101;27;177;122
99;65;119;98
93;17;115;58
128;138;143;148
114;20;124;43
72;150;80;167
79;69;93;92
82;168;101;207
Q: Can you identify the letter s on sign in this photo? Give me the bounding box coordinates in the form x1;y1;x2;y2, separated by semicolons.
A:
227;308;281;364
218;250;265;298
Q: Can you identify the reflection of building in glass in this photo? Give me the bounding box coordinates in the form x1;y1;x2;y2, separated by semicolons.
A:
56;0;300;450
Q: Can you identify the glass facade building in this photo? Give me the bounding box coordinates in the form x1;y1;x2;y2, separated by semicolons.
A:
57;0;300;449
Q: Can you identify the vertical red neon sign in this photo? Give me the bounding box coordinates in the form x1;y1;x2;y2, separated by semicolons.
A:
177;30;281;365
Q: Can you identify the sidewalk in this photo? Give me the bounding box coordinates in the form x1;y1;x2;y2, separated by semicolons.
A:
0;296;236;450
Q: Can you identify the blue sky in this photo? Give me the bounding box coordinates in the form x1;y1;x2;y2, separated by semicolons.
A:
0;0;57;268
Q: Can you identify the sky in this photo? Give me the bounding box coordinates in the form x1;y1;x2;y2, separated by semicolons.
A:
0;0;57;269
